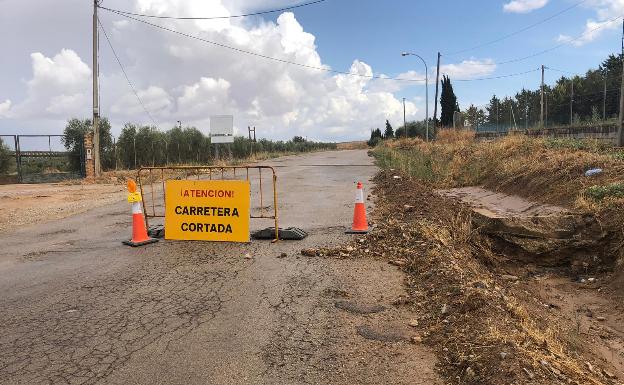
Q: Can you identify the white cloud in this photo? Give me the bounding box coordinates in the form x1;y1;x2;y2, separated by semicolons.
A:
440;59;497;80
503;0;549;13
0;100;11;118
1;1;429;141
8;49;91;119
111;86;173;117
557;0;624;46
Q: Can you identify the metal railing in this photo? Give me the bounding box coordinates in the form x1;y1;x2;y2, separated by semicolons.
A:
136;165;279;241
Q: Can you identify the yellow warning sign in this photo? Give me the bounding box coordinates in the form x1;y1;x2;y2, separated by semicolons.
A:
165;180;250;242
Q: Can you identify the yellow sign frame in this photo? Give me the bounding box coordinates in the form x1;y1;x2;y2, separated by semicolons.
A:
165;179;251;242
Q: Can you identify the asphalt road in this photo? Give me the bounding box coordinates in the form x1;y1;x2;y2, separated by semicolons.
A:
0;150;440;385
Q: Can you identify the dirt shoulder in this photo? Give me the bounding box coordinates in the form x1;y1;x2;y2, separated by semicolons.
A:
338;170;623;385
0;182;125;233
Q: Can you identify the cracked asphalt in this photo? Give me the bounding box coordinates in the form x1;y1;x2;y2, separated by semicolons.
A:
0;150;440;385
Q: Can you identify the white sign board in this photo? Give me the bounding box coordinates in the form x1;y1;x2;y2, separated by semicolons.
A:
210;115;234;144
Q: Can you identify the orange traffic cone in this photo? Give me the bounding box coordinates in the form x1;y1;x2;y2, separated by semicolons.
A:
346;181;369;234
123;180;158;247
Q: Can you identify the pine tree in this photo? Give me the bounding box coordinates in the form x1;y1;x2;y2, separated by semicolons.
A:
440;75;459;127
384;120;394;138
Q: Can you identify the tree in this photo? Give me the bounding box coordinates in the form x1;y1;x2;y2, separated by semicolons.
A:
440;75;459;127
62;118;115;171
464;104;486;129
292;136;306;143
367;128;383;147
384;120;394;139
477;53;624;129
395;120;435;140
0;137;11;174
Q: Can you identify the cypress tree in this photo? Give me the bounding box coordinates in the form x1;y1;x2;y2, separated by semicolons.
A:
384;120;394;138
440;75;459;127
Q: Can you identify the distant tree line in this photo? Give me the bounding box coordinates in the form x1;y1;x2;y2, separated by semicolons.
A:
62;119;337;171
463;54;624;130
368;118;436;146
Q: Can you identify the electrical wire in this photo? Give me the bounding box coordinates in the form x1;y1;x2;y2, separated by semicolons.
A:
451;67;541;81
545;66;579;75
98;17;159;128
444;15;623;67
445;0;589;56
99;8;427;83
98;0;326;20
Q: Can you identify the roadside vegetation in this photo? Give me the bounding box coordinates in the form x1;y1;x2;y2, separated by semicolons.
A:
61;118;336;172
372;130;624;209
353;131;624;384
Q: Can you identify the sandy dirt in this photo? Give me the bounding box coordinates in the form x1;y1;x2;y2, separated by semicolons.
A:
0;150;441;385
340;171;624;384
0;183;126;233
437;186;570;218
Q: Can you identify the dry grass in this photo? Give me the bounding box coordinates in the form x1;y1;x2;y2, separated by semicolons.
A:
336;141;368;150
374;131;624;210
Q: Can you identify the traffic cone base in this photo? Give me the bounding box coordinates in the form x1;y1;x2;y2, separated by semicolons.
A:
122;238;159;247
346;181;370;234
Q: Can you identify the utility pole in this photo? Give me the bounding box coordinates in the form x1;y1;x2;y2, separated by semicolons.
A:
92;0;101;176
603;72;607;121
540;65;545;128
403;98;407;137
433;52;441;128
511;104;517;130
545;92;549;128
618;19;624;146
496;99;499;133
570;79;574;125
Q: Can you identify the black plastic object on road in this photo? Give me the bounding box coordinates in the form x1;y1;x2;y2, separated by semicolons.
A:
147;225;166;239
251;227;308;240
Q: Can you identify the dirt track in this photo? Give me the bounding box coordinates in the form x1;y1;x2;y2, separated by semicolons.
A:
0;183;126;233
0;150;440;385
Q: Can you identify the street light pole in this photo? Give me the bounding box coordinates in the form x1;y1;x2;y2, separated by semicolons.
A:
401;52;429;141
402;98;406;137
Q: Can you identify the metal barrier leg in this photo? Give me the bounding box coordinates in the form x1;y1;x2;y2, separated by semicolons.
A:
272;173;279;243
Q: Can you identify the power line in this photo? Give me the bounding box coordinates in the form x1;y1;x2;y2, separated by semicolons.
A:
99;0;326;20
98;17;159;128
444;15;624;67
445;0;589;56
451;67;540;81
99;7;427;83
545;66;580;75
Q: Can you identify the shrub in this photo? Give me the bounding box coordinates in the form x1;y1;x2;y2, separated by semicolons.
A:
0;138;11;174
585;183;624;201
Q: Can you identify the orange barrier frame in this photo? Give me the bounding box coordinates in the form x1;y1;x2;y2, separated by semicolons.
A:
136;165;279;242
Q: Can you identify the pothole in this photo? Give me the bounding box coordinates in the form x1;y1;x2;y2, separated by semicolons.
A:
335;300;385;314
356;325;407;342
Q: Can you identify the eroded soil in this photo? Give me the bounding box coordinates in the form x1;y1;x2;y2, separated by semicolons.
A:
338;171;624;384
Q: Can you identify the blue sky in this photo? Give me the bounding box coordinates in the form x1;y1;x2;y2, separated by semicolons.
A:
291;0;622;109
0;0;622;142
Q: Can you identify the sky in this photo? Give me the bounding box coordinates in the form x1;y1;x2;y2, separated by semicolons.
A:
1;0;623;144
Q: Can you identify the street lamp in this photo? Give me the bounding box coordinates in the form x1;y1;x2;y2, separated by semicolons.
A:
401;52;429;141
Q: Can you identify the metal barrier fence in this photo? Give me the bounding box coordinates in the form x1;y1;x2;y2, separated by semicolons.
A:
0;134;84;183
137;165;279;241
